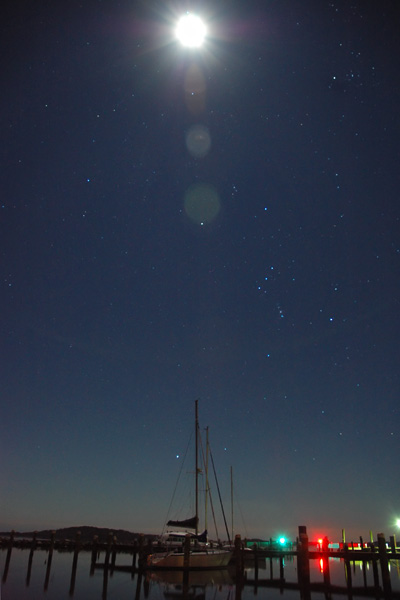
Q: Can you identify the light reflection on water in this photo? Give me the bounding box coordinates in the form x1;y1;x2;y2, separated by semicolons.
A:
1;549;400;600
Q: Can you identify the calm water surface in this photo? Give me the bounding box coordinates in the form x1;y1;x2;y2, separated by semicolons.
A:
1;549;400;600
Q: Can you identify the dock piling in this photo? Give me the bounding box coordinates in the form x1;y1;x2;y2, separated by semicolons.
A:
132;539;138;571
253;543;259;580
69;531;81;596
138;533;145;569
183;534;191;569
111;535;117;571
44;531;55;591
104;532;113;571
26;531;37;585
377;533;391;597
91;535;99;572
2;530;14;583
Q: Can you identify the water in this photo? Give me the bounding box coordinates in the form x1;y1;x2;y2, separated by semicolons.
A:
1;549;400;600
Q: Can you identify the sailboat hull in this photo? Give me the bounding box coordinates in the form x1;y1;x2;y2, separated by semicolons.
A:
148;549;232;569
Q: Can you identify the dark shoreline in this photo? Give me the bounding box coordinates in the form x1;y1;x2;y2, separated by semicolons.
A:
0;525;157;546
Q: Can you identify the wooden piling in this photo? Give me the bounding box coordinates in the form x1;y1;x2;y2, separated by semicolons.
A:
377;533;391;597
234;535;243;600
132;539;138;571
321;537;331;589
30;530;38;550
297;526;310;582
389;534;397;554
91;535;99;571
183;534;191;569
2;530;14;583
183;537;190;589
111;535;117;571
26;531;37;585
104;532;113;571
138;534;145;569
69;531;81;596
253;543;259;580
44;531;56;591
234;534;243;578
297;526;310;600
279;555;284;581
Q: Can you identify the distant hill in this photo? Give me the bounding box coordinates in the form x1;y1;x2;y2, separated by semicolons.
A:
1;526;157;544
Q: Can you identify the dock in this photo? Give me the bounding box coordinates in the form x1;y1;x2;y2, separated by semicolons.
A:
1;526;400;599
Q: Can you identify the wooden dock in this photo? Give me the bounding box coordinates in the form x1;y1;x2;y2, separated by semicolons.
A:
2;526;400;599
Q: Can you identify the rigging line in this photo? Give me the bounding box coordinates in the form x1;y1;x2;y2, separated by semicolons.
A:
208;483;219;542
198;428;219;541
209;447;231;545
161;428;194;536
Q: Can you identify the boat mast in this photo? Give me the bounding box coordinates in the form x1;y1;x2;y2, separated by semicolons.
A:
231;466;234;542
195;398;199;535
205;426;209;533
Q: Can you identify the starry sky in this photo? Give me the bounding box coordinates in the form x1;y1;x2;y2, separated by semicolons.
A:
1;0;399;544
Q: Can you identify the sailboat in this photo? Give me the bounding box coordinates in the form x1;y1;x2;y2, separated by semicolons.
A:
147;400;232;569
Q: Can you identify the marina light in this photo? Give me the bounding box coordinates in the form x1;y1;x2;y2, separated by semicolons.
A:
176;14;207;48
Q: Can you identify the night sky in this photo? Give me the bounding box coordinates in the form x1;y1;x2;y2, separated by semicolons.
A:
1;0;399;543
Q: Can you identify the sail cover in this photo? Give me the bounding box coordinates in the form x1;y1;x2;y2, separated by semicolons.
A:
166;516;198;530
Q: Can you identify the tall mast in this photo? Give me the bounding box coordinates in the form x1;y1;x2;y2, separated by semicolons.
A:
195;399;199;535
205;426;209;533
231;466;234;541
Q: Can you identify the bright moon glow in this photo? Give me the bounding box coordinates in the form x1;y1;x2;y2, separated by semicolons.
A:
176;14;206;48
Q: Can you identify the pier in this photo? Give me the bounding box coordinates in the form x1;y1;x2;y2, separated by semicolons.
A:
1;526;400;599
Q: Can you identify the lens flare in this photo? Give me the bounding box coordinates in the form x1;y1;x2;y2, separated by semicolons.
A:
176;14;207;48
184;183;220;225
186;124;211;158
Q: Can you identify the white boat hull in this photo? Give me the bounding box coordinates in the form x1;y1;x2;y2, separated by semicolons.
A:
148;549;232;569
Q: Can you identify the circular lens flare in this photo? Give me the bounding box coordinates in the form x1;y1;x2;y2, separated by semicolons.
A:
184;183;220;225
176;14;206;48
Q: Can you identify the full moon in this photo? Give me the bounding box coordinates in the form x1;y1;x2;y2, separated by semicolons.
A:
175;14;207;48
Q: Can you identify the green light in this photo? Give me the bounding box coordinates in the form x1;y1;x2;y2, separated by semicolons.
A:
279;537;286;545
